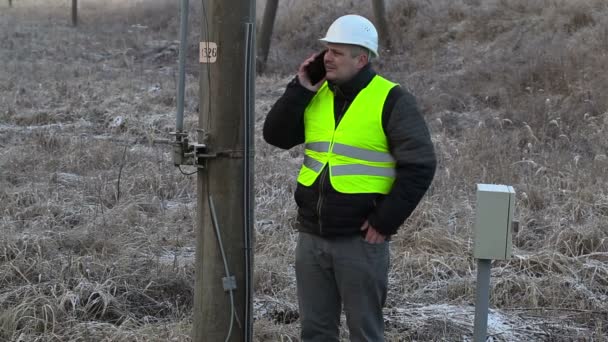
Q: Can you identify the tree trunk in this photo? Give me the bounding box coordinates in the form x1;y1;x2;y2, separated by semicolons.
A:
372;0;391;51
72;0;78;26
257;0;279;73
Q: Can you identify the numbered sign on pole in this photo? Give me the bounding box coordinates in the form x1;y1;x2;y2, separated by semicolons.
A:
200;42;218;63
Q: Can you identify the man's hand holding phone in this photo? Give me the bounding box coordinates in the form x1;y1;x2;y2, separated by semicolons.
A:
298;50;327;92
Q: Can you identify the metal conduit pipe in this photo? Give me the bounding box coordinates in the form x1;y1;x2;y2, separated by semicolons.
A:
243;22;255;342
176;0;189;133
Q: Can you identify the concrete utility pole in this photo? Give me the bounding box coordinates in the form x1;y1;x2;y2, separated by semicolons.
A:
372;0;391;50
193;0;255;341
72;0;78;26
257;0;279;73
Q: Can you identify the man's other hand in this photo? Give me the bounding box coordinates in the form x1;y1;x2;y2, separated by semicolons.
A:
360;220;386;244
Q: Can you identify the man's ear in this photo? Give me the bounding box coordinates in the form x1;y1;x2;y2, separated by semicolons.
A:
356;53;369;68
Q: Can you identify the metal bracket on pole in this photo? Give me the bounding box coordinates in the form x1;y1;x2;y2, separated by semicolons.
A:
171;132;216;168
171;132;245;169
170;131;190;166
191;143;217;167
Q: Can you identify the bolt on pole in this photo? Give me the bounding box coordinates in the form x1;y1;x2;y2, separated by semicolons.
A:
193;0;255;341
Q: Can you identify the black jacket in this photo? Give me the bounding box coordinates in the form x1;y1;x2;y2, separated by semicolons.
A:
263;65;436;236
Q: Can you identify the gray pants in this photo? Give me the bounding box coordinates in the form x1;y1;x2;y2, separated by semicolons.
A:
295;232;390;342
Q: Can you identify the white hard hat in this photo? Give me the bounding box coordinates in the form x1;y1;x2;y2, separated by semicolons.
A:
319;14;379;57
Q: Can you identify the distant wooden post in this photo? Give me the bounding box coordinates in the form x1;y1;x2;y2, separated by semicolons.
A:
371;0;391;50
8;0;12;8
257;0;278;73
72;0;78;26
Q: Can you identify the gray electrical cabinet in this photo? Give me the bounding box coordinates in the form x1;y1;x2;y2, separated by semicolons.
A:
474;184;515;260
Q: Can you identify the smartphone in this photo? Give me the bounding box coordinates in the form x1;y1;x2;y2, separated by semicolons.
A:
305;50;327;85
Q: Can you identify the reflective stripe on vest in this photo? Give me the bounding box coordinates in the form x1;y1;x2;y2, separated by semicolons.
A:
297;75;398;194
332;164;396;177
303;155;324;172
305;142;396;177
331;143;395;163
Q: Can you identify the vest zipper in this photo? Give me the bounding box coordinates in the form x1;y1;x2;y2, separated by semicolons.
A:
335;97;349;127
316;166;328;235
316;91;347;235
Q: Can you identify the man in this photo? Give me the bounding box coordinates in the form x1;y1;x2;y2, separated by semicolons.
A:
263;14;436;341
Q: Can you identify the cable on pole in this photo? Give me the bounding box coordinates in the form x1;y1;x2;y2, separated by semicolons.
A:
243;21;255;342
177;165;197;176
208;194;237;342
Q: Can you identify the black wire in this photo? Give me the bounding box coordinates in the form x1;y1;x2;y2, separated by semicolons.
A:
177;165;197;176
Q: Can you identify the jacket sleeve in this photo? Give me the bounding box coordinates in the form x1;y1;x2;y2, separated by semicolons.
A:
263;76;316;150
368;89;437;236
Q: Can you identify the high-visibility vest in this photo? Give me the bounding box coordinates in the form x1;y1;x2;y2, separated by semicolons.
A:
297;75;398;194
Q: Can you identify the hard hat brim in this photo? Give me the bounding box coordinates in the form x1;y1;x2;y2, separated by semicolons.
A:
319;38;379;58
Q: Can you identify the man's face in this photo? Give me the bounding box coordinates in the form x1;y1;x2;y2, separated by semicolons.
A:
323;43;367;84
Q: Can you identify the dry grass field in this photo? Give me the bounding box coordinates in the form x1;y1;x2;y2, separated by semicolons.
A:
1;0;608;341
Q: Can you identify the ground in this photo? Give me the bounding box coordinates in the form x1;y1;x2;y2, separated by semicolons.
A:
1;0;608;341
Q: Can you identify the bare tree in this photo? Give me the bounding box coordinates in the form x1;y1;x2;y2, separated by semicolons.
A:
372;0;391;50
257;0;390;72
257;0;279;73
72;0;78;26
